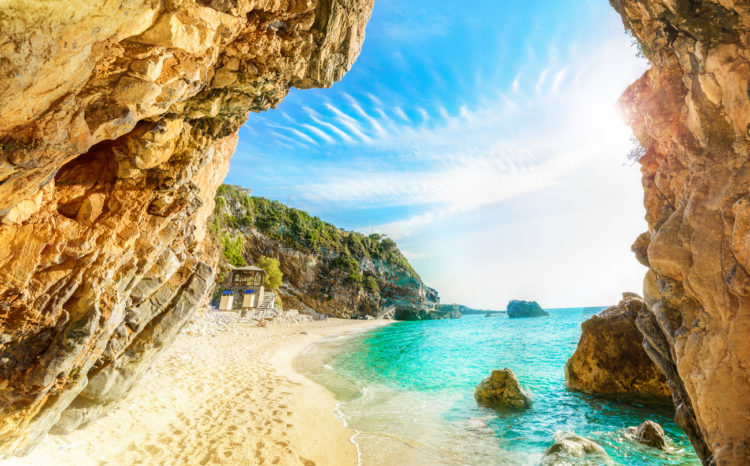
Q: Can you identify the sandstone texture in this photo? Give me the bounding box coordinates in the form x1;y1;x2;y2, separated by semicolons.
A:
506;300;549;318
611;1;750;463
474;368;532;410
564;293;670;398
542;432;613;466
0;0;373;456
625;420;668;449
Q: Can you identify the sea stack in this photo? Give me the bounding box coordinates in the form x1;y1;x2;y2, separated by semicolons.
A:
564;293;670;398
474;368;532;410
507;300;549;318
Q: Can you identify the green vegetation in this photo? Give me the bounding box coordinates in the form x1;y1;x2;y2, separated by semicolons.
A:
364;275;380;294
258;256;283;290
211;185;419;280
624;28;652;59
220;233;245;267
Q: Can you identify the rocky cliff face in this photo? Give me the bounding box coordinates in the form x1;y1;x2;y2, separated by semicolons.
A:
565;294;671;398
611;1;750;463
212;185;443;319
0;0;373;456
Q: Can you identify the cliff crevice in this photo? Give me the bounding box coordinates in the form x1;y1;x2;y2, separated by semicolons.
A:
611;1;750;463
0;0;373;456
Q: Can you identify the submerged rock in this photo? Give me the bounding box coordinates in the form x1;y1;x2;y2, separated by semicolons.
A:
565;293;670;398
474;368;532;410
542;432;612;465
625;420;668;450
506;300;549;318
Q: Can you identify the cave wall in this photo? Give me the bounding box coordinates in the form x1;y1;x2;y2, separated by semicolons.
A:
610;1;750;463
0;0;373;456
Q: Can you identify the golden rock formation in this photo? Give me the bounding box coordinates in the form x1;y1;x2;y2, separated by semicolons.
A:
611;0;750;463
565;293;671;398
0;0;373;456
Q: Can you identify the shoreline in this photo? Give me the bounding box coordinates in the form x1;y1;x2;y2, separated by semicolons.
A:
3;315;391;466
269;319;391;466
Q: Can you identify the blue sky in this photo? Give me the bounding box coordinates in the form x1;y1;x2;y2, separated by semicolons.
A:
226;0;650;308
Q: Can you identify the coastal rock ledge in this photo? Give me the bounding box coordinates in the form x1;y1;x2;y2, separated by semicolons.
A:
611;0;750;462
565;293;670;398
0;0;374;457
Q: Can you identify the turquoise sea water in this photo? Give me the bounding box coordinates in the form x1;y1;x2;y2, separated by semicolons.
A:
294;310;700;465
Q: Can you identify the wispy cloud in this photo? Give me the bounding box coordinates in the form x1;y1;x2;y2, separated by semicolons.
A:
243;34;645;243
228;2;651;307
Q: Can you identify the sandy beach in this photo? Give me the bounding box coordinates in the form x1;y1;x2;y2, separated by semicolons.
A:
5;314;390;466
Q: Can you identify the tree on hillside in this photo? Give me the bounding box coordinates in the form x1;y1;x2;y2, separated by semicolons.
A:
221;234;246;267
258;256;283;290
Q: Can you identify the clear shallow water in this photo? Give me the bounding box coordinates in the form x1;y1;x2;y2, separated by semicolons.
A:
294;311;700;465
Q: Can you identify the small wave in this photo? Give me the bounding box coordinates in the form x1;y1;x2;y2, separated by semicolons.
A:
334;402;364;466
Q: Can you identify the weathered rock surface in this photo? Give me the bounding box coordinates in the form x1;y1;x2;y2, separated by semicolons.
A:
565;293;670;398
474;368;532;410
625;420;668;449
394;304;459;320
611;1;750;463
0;0;373;456
212;186;444;319
506;300;549;318
542;432;613;466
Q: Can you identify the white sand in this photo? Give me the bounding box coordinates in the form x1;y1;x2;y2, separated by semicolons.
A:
5;316;390;465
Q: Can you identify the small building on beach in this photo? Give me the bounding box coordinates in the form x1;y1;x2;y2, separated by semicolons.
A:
218;266;267;311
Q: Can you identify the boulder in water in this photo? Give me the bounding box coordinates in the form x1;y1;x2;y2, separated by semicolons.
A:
564;293;670;397
625;420;668;449
506;300;549;318
474;368;532;410
542;432;613;465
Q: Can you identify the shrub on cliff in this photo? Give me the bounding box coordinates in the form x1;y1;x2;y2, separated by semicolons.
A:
258;256;283;290
364;275;379;294
346;272;364;287
220;233;246;267
211;185;421;280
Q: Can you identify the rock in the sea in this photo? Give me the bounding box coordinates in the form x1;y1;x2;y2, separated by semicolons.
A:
0;0;374;457
564;293;670;398
506;300;549;318
542;432;612;465
625;420;668;450
612;1;750;461
474;368;532;410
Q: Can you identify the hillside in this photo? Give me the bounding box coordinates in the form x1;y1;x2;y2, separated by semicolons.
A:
439;304;504;316
210;185;457;319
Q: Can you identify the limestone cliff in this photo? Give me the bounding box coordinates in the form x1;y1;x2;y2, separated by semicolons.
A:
0;0;373;456
211;185;444;319
611;1;750;463
565;293;671;398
